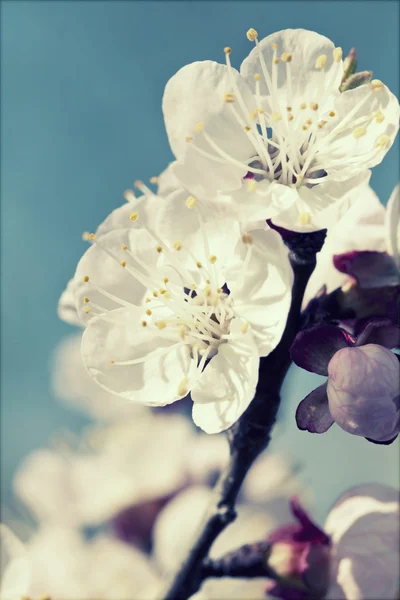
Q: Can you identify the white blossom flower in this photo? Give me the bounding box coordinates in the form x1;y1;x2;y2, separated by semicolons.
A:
0;524;30;600
304;183;399;305
61;192;292;433
163;29;399;231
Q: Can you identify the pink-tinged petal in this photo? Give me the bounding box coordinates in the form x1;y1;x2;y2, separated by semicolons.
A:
325;484;400;600
327;345;400;441
333;250;400;289
356;319;400;349
296;382;334;434
291;326;354;375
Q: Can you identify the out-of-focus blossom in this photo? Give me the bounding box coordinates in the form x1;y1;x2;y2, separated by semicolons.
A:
0;524;30;600
304;183;400;306
59;188;292;434
163;28;398;232
264;484;399;600
291;319;400;443
14;413;228;542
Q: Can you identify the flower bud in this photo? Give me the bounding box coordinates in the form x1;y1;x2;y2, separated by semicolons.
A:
339;70;372;92
327;344;399;442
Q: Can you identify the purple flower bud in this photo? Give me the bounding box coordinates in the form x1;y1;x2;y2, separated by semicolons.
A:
327;344;400;442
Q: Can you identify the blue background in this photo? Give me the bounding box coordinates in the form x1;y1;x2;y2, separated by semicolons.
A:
1;1;399;522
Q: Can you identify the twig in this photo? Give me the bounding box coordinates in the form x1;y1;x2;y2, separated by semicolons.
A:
163;232;326;600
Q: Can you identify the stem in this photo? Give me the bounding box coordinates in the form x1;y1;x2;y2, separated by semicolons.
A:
163;234;324;600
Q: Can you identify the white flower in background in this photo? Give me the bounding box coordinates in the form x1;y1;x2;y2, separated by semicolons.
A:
163;28;399;231
52;333;147;421
60;191;292;433
304;183;400;305
14;413;228;531
0;524;30;600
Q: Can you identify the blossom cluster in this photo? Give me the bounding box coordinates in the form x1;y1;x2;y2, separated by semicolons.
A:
2;26;400;600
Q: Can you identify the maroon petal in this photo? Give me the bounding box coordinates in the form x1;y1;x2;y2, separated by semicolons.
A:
290;497;331;545
333;251;400;289
356;319;400;349
296;382;334;433
291;326;354;375
366;434;399;445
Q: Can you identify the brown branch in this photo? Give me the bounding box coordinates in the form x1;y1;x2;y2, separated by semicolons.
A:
163;232;326;600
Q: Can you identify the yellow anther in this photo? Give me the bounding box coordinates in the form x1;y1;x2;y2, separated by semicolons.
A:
272;112;282;122
149;176;159;184
288;114;294;122
248;110;257;120
375;110;385;123
300;102;306;110
122;244;128;250
83;296;89;303
223;93;235;103
82;231;90;241
310;102;319;111
83;275;89;282
190;282;197;289
371;79;384;91
329;111;336;117
123;189;135;202
109;359;115;365
376;135;390;150
273;58;279;65
155;320;166;329
141;320;147;327
153;290;159;297
173;240;182;251
302;125;308;131
194;122;204;133
299;212;311;225
179;325;186;340
247;179;257;192
287;106;292;112
156;245;163;253
254;73;261;81
205;279;210;284
256;107;264;114
281;53;292;62
163;277;169;283
204;285;211;297
333;47;343;62
240;321;249;334
209;255;217;264
353;126;367;139
145;309;152;316
242;233;254;245
186;195;197;209
318;120;327;128
296;174;303;183
177;377;189;397
159;288;167;294
315;54;327;69
244;126;251;132
84;307;92;313
120;260;126;267
164;291;171;300
196;261;202;268
246;28;258;42
185;136;193;143
88;233;96;241
272;42;278;50
133;180;144;190
224;46;232;55
145;297;151;303
217;288;222;293
130;211;139;222
306;119;312;125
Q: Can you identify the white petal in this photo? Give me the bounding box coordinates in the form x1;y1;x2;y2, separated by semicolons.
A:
72;228;158;324
241;29;343;106
58;278;82;327
226;229;293;356
0;524;30;600
82;306;194;405
325;484;400;600
191;320;259;433
157;162;181;197
385;183;400;268
95;193;165;239
163;61;255;196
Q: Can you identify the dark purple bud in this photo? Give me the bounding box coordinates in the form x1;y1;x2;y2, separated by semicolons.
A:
296;382;334;434
333;251;400;289
112;495;172;550
355;318;400;349
291;325;354;375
